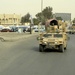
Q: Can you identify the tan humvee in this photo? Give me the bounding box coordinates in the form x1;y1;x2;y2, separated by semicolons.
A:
37;32;68;52
69;23;75;34
37;19;69;52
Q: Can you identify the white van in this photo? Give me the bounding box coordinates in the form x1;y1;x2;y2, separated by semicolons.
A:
33;26;45;32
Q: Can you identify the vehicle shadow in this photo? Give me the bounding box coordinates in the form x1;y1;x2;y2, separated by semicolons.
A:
32;46;39;52
44;48;61;53
32;46;62;53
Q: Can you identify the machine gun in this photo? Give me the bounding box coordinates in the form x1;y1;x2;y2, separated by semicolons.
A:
45;19;66;33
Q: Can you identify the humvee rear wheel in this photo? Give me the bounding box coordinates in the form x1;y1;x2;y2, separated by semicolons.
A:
64;47;67;50
59;45;64;52
39;45;44;52
64;44;67;50
64;47;66;50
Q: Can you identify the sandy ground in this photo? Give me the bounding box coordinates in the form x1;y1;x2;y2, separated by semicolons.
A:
0;32;38;41
0;32;38;53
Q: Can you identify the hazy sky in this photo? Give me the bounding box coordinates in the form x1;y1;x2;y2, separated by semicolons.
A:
0;0;75;20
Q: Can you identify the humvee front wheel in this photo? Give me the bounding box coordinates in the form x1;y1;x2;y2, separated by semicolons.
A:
39;45;44;52
64;47;66;50
59;45;64;52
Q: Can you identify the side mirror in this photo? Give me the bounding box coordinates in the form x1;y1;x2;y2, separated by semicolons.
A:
37;36;40;40
37;36;44;40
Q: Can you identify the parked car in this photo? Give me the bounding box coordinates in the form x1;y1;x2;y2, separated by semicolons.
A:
15;26;29;32
33;26;45;32
1;28;13;32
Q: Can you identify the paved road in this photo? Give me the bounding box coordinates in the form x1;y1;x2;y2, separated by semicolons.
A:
0;34;75;75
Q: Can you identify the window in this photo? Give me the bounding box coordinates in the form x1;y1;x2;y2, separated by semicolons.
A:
54;34;63;38
43;34;52;37
9;18;12;20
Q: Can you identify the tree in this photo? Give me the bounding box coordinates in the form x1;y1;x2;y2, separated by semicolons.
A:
33;18;39;25
56;17;63;20
21;17;25;25
21;13;30;24
36;12;42;22
42;7;53;19
35;6;53;24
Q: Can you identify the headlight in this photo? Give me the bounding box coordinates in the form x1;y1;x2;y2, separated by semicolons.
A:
40;37;44;40
55;41;58;44
44;42;47;44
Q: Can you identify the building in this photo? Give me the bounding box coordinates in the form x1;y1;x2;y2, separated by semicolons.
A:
54;13;71;21
0;14;21;26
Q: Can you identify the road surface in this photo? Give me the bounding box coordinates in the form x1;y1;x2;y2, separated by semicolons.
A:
0;34;75;75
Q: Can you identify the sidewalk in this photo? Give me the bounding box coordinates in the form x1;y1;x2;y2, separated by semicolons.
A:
0;32;38;42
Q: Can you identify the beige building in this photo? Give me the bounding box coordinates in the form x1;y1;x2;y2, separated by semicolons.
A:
0;14;21;26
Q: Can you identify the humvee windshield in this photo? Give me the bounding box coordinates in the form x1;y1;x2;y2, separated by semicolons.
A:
54;34;63;38
43;34;52;37
72;24;75;26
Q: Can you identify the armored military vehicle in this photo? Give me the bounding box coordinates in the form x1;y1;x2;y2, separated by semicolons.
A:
37;19;69;52
69;23;75;34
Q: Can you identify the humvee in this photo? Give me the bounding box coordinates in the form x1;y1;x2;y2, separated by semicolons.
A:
69;28;75;34
37;32;68;52
69;23;75;34
37;19;69;52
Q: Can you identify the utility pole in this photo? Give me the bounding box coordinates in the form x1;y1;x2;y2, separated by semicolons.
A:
13;13;15;26
30;15;33;34
41;0;43;12
41;0;43;23
39;0;43;34
4;14;5;26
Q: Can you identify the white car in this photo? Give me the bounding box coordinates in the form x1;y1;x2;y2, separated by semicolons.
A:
33;27;45;32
